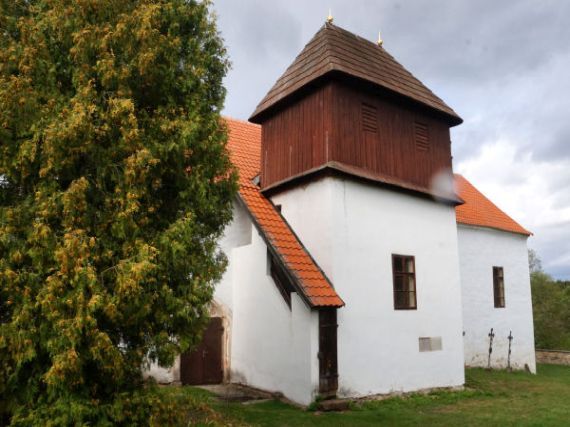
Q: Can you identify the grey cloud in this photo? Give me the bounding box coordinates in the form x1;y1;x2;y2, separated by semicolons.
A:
216;0;302;63
530;221;570;280
384;1;570;85
529;119;570;162
215;0;304;117
541;166;570;210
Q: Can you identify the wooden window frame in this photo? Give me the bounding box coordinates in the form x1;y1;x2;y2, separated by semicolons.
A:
493;266;505;308
392;254;417;310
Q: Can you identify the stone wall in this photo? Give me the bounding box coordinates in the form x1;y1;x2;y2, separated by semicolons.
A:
535;350;570;366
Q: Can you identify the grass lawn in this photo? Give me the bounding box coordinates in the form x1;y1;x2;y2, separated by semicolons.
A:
178;364;570;426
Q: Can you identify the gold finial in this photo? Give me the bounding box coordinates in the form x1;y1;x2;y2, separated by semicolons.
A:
327;9;334;24
377;31;383;47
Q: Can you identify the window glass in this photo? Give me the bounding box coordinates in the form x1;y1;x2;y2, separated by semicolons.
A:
493;266;505;308
392;255;417;310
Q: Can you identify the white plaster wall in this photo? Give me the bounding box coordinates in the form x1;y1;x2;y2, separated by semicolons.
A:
144;200;320;403
213;200;253;311
272;176;466;397
457;225;536;372
230;226;320;405
144;201;253;384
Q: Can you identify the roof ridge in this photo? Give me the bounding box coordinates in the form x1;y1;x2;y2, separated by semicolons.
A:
223;116;261;127
326;24;456;113
327;22;383;50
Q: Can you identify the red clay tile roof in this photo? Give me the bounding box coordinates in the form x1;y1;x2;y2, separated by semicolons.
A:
455;174;531;236
250;22;462;125
226;118;344;307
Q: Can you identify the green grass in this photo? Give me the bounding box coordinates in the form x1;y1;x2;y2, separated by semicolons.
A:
186;364;570;426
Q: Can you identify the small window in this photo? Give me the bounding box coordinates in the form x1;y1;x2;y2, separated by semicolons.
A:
267;249;292;308
493;266;505;308
414;121;430;151
361;103;378;133
392;255;417;310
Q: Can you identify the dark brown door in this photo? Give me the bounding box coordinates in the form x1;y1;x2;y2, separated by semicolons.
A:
180;317;224;385
318;309;338;396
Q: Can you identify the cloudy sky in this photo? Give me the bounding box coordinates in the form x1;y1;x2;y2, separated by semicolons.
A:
213;0;570;280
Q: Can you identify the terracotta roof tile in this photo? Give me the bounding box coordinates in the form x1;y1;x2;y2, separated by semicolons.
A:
455;174;531;236
226;118;344;308
250;23;462;125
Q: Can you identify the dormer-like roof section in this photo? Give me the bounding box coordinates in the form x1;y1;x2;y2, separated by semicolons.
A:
250;22;462;125
226;118;344;308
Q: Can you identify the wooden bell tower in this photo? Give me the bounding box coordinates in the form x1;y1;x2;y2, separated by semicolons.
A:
249;22;463;203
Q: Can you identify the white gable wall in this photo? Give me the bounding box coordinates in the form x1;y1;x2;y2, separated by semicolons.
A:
214;200;253;310
145;201;253;384
146;201;320;404
272;176;465;397
230;224;320;405
457;224;536;372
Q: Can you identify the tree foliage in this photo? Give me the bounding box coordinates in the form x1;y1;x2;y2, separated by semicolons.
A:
0;0;235;424
528;248;542;275
529;251;570;351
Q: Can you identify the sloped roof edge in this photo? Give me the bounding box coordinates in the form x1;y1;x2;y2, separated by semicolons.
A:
454;174;531;236
235;192;344;308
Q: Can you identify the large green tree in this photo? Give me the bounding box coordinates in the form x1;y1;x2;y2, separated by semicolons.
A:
0;0;235;424
529;250;570;351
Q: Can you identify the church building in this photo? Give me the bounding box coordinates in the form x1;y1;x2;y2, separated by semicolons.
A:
147;21;536;405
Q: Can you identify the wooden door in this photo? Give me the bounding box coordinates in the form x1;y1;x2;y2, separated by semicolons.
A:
180;317;224;385
318;309;338;396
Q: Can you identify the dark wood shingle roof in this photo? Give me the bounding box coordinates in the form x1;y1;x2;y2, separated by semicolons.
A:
250;23;462;125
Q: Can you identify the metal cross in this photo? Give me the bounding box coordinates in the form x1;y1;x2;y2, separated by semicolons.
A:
507;331;514;372
487;328;495;369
